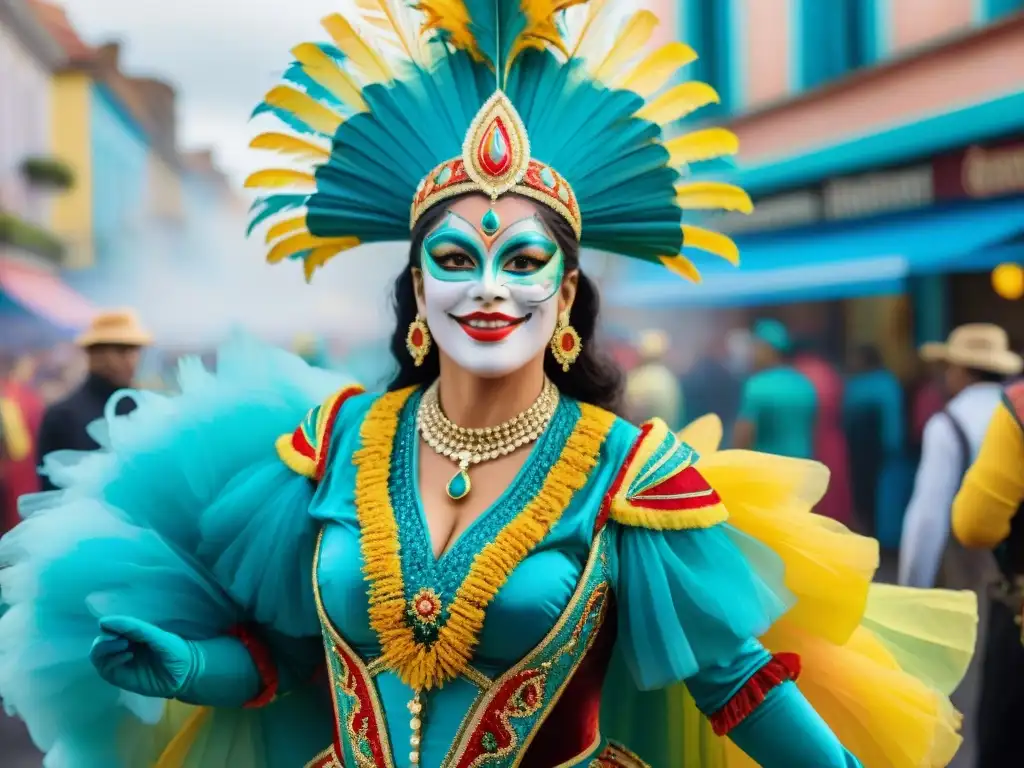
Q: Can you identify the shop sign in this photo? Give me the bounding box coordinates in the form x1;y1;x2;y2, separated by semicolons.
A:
823;164;934;220
935;138;1024;200
722;134;1024;235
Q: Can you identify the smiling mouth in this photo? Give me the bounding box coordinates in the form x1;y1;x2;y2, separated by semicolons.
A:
451;312;531;342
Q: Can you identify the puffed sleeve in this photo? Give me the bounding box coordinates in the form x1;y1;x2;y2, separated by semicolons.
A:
606;420;862;767
606;420;793;690
953;386;1024;549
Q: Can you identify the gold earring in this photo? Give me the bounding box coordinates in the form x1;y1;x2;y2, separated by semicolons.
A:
550;310;581;372
406;315;432;367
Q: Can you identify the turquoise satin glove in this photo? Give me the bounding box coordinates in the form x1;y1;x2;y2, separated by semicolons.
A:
688;639;862;768
728;683;862;768
90;616;260;707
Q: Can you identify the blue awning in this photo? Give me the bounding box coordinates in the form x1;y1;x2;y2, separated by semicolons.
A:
606;197;1024;309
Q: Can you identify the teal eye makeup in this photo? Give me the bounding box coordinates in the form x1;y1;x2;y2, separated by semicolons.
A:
422;221;485;282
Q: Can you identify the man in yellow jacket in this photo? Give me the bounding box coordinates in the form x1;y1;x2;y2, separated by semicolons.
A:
952;380;1024;766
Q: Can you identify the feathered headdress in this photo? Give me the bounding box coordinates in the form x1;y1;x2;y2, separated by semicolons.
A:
245;0;752;281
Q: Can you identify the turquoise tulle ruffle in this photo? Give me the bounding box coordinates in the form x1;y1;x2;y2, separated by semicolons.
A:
612;521;793;691
0;337;347;767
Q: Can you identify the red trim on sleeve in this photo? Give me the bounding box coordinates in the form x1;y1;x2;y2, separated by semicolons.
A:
629;465;723;510
228;624;280;709
313;386;364;482
594;422;653;534
710;653;802;736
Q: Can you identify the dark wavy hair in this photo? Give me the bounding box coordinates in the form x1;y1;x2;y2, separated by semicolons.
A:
386;194;623;412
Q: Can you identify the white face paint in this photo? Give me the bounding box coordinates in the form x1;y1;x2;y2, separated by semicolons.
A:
418;209;565;378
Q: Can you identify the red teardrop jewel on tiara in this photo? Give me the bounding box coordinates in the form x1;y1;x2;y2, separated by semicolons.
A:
478;117;512;177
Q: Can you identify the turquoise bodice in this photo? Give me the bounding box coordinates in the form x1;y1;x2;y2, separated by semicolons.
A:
296;387;797;767
307;390;636;766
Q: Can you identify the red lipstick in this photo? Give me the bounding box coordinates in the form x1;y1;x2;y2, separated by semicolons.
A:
452;311;529;343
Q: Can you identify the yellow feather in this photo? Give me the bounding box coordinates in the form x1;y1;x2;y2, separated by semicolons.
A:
675;182;753;214
354;0;421;61
509;0;589;63
414;0;481;61
659;254;702;283
303;240;361;281
664;128;739;167
321;13;394;82
568;0;609;59
264;214;308;244
262;86;344;136
292;43;367;112
267;234;357;265
682;225;740;265
244;169;317;189
592;10;659;82
616;42;697;97
636;82;720;125
249;132;330;161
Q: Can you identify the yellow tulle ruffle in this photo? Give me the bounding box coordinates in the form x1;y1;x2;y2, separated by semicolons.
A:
678;415;978;768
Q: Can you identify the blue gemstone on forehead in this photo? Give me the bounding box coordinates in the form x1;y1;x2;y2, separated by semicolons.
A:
481;208;501;235
435;166;452;186
539;167;556;188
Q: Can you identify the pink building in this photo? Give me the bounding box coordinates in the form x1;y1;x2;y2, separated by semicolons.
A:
614;1;1024;376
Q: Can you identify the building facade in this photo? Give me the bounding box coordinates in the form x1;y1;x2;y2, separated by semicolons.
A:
0;0;60;223
617;0;1024;376
0;0;94;347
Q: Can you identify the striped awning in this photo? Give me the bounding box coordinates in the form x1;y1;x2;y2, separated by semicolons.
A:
0;256;96;330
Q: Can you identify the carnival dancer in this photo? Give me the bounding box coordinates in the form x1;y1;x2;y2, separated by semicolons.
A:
0;2;976;766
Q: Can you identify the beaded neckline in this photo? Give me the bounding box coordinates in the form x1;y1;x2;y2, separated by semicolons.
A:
395;389;576;596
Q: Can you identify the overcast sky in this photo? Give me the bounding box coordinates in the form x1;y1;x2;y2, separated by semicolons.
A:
56;1;406;346
62;0;347;180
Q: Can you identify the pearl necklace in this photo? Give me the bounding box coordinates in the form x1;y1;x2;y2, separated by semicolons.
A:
417;379;559;501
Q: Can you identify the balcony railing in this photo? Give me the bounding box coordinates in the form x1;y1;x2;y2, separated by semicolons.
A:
0;211;66;264
20;156;75;191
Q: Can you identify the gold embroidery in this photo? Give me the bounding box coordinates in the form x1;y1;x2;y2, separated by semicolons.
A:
304;745;343;768
588;742;651;768
313;529;396;768
352;389;615;690
444;532;611;767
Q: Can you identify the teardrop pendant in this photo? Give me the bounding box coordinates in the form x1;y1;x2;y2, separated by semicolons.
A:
446;468;471;501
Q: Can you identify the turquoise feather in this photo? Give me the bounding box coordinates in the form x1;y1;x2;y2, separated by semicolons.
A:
247;195;309;236
248;0;718;275
461;0;528;77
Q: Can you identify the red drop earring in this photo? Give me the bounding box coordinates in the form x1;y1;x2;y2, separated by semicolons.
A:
550;310;581;372
406;315;432;367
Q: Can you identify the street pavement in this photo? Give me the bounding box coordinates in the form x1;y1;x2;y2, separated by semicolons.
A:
0;709;41;767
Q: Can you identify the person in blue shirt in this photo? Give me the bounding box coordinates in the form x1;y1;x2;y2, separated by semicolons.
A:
845;345;910;546
733;319;818;458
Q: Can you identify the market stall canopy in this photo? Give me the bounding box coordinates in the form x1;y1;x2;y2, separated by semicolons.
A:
607;197;1024;309
0;256;96;331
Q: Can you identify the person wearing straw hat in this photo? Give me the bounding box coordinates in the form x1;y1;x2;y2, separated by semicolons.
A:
35;310;152;491
900;323;1024;588
899;324;1022;767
